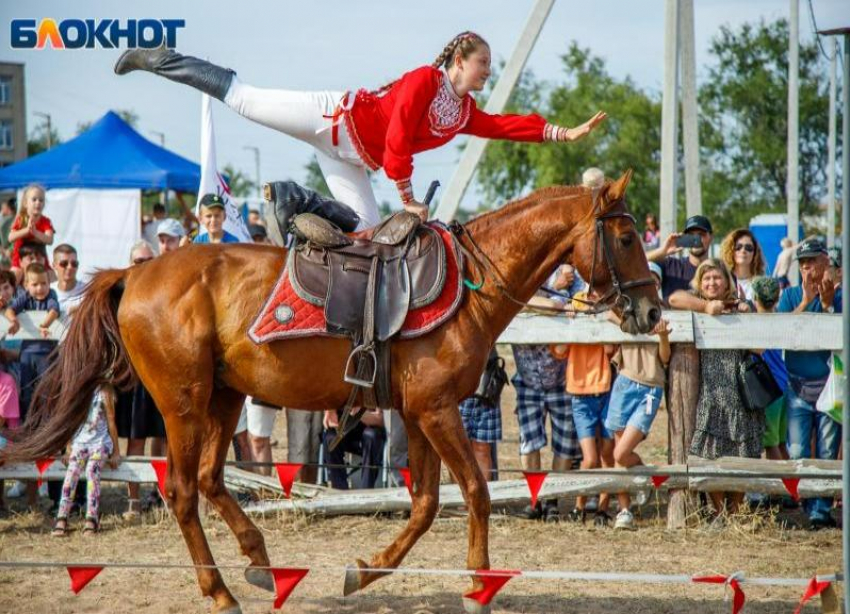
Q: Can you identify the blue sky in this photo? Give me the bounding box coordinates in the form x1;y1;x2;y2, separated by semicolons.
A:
0;1;846;209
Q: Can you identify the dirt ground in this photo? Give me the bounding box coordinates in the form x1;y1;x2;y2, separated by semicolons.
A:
0;349;842;613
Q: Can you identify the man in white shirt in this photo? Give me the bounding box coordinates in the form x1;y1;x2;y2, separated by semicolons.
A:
50;244;84;326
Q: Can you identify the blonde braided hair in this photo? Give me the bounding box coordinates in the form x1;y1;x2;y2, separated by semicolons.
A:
371;31;489;96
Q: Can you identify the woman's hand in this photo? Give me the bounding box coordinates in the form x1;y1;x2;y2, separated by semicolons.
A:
403;201;429;223
108;451;121;470
564;111;608;141
704;300;725;315
736;301;751;313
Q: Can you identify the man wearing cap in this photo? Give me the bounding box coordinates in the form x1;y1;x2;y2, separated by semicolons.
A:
646;215;713;303
156;218;186;254
193;193;241;244
248;224;270;244
777;237;841;529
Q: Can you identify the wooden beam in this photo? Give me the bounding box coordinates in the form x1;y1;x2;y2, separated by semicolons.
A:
680;0;702;217
659;0;681;241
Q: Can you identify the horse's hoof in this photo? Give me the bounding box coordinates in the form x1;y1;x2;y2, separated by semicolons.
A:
342;559;368;596
244;567;275;593
462;597;492;614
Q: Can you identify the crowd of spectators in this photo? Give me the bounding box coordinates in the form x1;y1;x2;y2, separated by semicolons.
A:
0;177;843;534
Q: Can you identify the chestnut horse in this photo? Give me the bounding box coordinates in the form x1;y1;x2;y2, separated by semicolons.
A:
8;170;659;613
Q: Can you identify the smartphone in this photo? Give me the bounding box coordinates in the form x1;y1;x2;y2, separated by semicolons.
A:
675;234;703;249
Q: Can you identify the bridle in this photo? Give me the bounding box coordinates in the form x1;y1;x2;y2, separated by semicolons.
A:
585;202;657;318
449;192;656;317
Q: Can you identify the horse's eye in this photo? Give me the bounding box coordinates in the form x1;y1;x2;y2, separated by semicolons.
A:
619;234;634;248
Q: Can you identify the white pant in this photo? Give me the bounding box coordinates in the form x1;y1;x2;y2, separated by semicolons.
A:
224;78;381;229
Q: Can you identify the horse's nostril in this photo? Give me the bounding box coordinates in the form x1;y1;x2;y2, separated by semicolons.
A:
648;307;661;327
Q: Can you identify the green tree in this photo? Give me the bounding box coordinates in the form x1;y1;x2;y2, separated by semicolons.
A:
221;164;256;198
698;19;831;234
27;120;62;156
476;44;662;223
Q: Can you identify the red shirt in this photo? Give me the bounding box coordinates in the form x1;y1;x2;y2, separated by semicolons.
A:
343;66;547;182
10;215;55;268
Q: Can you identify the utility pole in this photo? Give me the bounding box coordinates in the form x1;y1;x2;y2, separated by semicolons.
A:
243;146;261;199
680;0;702;217
826;39;837;248
659;0;681;241
787;0;800;275
34;112;52;149
817;26;849;614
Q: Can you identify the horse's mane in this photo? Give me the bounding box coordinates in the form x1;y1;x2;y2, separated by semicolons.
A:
464;184;592;232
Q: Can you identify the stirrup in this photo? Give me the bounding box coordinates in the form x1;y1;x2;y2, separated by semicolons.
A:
343;344;377;388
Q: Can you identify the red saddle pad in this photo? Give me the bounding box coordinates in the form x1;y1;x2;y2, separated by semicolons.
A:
248;224;464;344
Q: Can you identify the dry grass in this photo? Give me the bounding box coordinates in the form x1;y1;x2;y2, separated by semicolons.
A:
0;348;841;613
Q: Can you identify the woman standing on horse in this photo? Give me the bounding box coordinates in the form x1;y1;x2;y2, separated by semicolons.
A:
115;32;606;230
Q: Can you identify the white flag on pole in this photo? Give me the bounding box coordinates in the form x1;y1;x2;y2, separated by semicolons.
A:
198;93;252;242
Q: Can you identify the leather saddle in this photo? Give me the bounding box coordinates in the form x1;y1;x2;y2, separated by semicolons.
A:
286;210;447;449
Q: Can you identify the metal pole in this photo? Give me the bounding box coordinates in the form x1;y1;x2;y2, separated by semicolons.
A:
680;0;702;217
151;132;167;205
659;0;681;242
244;146;261;199
787;0;800;286
841;31;850;614
34;112;52;149
827;39;837;248
433;0;554;221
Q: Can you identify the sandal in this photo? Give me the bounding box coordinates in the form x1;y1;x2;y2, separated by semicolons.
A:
51;517;69;537
82;517;99;534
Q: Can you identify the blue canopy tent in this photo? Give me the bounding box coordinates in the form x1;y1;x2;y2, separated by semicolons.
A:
0;111;201;273
0;110;200;191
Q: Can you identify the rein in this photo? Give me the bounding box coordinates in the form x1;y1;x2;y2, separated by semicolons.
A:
447;194;655;317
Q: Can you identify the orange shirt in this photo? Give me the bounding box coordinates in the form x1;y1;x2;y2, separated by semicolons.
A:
566;344;612;395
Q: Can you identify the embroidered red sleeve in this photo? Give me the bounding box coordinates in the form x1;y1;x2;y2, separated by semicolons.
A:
462;105;547;142
383;67;440;183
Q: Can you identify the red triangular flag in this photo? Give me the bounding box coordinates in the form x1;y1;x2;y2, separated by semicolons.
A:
651;475;670;489
150;459;168;499
464;569;521;605
271;567;309;609
274;463;302;498
522;471;548;508
692;575;746;614
794;577;831;614
782;478;801;501
398;467;413;497
35;457;54;488
67;566;104;594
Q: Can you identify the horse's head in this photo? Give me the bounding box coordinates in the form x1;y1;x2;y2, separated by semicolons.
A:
571;170;662;334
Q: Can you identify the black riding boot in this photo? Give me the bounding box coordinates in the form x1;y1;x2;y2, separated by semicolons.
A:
262;180;360;247
113;47;234;101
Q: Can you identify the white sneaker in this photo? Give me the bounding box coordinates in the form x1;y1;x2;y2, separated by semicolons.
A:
6;481;26;498
614;508;636;531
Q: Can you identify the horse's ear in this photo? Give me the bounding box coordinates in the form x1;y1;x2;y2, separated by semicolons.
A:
607;169;634;203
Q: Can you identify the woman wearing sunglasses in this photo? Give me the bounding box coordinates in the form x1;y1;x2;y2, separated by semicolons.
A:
719;228;766;303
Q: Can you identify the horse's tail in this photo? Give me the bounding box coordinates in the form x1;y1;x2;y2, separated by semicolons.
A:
3;268;135;464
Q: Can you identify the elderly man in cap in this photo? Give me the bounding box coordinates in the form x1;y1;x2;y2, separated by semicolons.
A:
777;237;842;529
646;214;713;303
156;218;186;254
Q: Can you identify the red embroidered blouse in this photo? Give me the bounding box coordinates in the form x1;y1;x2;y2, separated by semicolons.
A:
343;66;547;189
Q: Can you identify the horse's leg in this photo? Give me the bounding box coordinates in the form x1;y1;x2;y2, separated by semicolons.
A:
416;405;492;614
197;387;275;593
163;415;241;614
343;414;441;595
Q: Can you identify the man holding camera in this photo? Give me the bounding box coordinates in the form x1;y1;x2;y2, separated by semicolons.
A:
646;215;714;302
